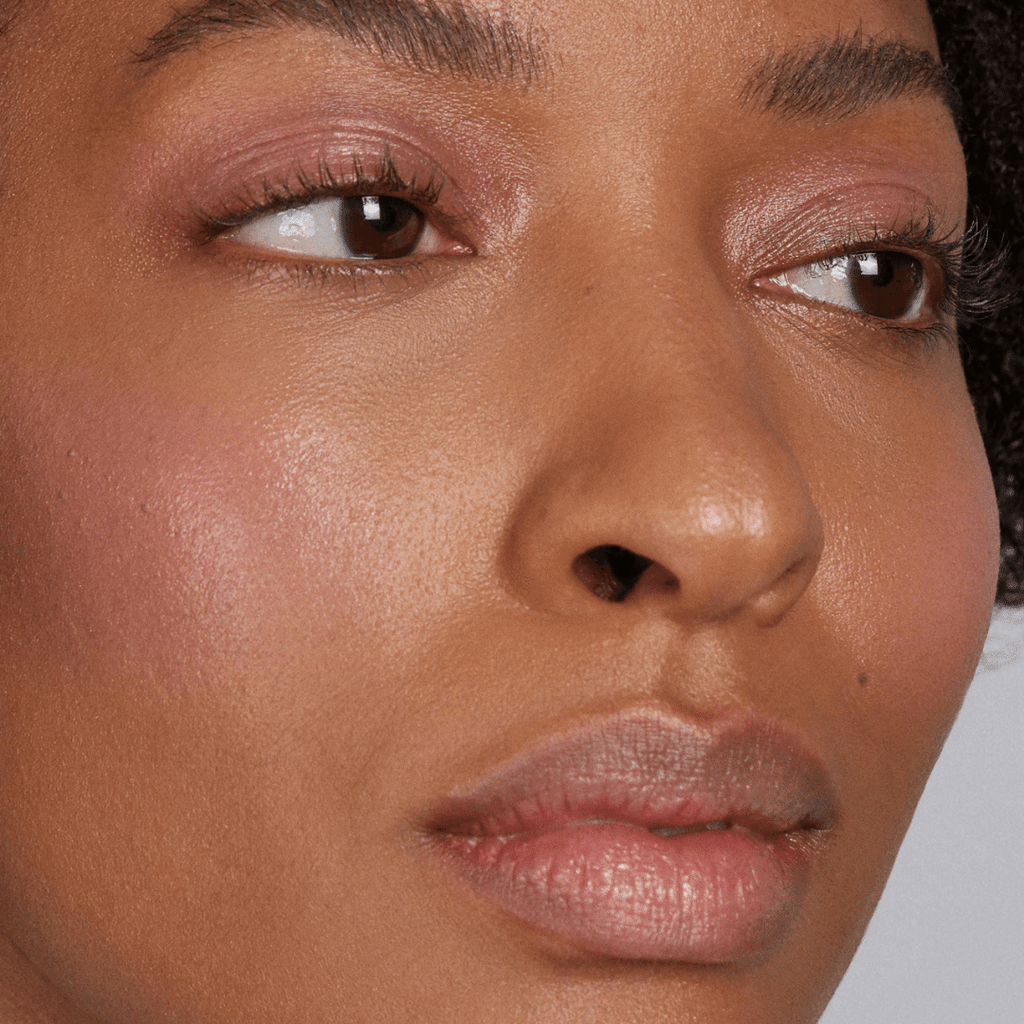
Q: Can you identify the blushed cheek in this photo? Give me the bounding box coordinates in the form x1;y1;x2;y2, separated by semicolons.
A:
0;364;371;694
0;362;425;1015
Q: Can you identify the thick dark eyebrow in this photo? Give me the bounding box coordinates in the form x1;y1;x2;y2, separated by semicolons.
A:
742;32;962;127
134;0;547;86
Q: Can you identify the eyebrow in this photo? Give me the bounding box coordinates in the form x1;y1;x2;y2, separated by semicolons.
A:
742;33;962;127
134;0;547;86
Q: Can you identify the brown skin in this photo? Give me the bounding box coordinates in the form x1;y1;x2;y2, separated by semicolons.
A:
0;0;999;1021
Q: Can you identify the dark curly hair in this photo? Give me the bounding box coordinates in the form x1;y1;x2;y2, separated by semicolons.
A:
930;0;1024;605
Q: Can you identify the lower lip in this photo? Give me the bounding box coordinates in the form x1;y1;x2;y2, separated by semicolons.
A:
432;822;811;962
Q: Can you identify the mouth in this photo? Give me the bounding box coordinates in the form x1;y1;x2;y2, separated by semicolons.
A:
648;820;730;837
498;817;735;839
420;709;836;964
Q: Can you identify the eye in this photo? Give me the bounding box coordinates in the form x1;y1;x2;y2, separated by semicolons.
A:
225;194;448;261
766;251;929;321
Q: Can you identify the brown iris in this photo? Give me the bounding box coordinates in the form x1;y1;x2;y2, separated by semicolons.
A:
849;251;925;319
340;195;425;259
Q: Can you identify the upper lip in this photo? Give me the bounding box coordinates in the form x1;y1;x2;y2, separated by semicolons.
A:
422;709;838;841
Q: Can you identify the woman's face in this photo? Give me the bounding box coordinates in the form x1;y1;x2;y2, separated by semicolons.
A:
0;0;1000;1021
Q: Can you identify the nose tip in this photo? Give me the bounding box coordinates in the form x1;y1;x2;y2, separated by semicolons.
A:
504;426;825;630
569;497;823;627
650;487;824;626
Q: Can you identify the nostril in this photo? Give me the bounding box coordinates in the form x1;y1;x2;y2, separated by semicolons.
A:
572;545;654;602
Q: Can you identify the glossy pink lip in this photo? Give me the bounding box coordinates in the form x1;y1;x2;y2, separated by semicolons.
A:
421;710;836;963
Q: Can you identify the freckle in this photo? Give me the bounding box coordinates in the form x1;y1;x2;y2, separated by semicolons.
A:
857;674;869;688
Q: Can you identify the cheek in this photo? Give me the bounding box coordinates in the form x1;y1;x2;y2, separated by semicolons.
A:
881;472;995;747
904;460;998;681
0;363;401;692
0;370;280;683
0;362;420;1014
825;393;999;797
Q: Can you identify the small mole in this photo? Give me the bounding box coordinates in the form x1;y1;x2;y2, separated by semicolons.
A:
857;674;869;688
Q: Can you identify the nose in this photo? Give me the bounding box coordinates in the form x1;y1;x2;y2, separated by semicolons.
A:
503;328;825;630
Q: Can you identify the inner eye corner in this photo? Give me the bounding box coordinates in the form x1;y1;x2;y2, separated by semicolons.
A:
748;270;797;299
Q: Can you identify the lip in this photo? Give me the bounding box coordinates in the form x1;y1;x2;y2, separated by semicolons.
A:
420;709;837;964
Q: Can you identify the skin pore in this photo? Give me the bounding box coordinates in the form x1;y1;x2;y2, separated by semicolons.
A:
0;0;999;1021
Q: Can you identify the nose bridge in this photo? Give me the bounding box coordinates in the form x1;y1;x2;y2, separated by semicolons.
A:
504;283;824;628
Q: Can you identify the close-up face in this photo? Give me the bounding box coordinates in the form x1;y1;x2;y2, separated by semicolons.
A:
0;0;1003;1021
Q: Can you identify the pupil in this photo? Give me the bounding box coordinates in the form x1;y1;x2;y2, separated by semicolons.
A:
340;195;425;259
849;252;923;319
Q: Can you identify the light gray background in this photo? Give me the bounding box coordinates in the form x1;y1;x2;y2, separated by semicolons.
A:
820;608;1024;1023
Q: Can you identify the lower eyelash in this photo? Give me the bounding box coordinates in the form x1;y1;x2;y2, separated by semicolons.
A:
880;318;957;355
237;253;437;296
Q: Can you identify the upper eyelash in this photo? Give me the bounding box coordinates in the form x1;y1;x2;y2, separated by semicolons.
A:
837;211;1008;323
936;214;1012;327
193;147;455;245
774;210;1010;351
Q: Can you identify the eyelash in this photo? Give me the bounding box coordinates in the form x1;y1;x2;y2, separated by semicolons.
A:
776;212;1007;352
193;148;467;288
